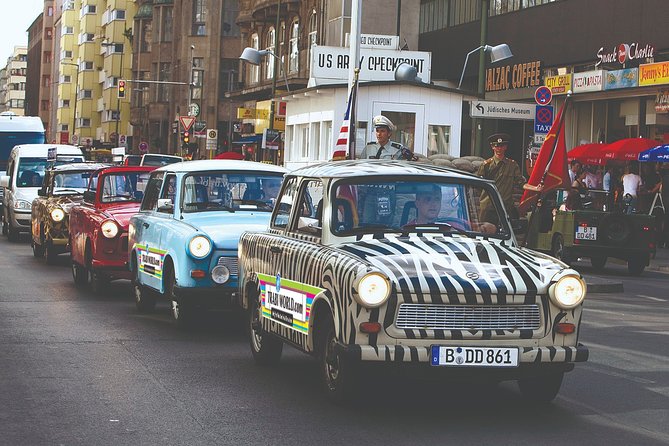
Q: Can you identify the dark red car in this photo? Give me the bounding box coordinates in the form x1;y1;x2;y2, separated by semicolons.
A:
69;166;156;292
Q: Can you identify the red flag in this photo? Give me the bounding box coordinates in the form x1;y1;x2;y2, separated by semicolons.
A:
518;99;570;213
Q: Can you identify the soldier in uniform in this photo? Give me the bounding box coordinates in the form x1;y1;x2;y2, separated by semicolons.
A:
477;132;525;223
361;115;413;160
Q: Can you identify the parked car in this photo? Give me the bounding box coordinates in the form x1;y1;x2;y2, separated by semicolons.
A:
522;189;656;275
69;165;156;292
1;144;85;241
238;160;589;403
140;153;183;167
30;162;109;263
128;160;287;326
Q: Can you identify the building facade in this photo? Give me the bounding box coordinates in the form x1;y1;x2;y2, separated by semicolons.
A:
419;0;669;169
26;1;55;136
130;0;243;157
0;47;28;115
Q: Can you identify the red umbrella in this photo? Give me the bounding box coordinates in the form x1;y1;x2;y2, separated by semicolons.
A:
214;151;245;160
567;143;606;165
601;138;659;161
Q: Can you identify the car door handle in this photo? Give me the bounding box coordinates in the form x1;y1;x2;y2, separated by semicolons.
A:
142;223;149;228
270;246;282;254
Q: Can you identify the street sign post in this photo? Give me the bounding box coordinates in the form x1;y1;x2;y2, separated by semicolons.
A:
470;100;536;120
534;105;554;134
206;129;218;151
534;86;553;105
179;116;195;131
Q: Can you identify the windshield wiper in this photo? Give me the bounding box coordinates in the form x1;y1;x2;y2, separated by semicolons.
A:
401;222;471;238
54;189;81;194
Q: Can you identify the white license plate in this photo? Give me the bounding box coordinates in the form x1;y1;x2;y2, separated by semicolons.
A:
430;346;519;367
576;226;597;240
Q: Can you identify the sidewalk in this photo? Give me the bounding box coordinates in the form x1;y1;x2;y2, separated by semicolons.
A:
579;245;669;293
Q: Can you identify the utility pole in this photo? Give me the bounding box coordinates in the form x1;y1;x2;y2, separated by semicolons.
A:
474;0;489;157
267;0;281;163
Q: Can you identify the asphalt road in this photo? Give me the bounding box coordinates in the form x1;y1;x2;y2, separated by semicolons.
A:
1;235;668;446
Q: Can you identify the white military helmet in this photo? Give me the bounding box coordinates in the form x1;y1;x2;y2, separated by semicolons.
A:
373;115;395;132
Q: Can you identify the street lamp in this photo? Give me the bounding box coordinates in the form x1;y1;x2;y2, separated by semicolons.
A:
61;60;80;144
458;43;513;89
239;47;291;93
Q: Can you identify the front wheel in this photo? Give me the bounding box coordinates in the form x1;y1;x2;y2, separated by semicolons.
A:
628;256;646;276
249;296;283;365
320;320;358;404
590;256;607;270
32;240;44;258
89;271;110;294
44;242;58;265
518;371;564;404
166;268;195;328
72;261;88;287
132;262;156;313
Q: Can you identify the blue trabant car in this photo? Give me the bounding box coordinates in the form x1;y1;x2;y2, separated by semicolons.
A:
128;160;287;326
238;160;589;403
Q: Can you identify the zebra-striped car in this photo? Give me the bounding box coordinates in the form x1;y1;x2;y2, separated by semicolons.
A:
238;160;588;403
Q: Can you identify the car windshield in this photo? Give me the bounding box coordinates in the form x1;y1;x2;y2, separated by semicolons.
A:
100;172;151;203
53;171;92;193
181;171;284;213
331;179;510;238
17;158;47;187
141;155;182;166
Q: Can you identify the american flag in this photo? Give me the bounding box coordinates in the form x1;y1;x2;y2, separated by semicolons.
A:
331;77;358;161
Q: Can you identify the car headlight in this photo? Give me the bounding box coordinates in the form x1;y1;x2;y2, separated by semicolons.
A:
188;235;212;259
100;220;119;239
549;274;586;309
50;208;65;222
211;265;230;284
14;200;31;210
354;272;391;308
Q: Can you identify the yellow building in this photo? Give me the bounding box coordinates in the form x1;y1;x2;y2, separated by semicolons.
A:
55;0;135;147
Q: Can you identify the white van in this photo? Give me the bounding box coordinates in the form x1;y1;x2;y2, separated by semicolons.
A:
1;144;84;241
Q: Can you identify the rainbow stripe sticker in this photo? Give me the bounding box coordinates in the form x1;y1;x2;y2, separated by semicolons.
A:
257;273;325;334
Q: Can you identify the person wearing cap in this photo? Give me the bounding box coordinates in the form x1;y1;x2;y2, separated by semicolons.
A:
477;132;525;222
361;115;412;160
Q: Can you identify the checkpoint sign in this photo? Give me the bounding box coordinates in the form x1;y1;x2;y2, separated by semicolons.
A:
535;86;552;105
534;105;554;134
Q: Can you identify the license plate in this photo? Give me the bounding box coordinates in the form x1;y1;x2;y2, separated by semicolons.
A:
576;226;597;240
430;346;519;367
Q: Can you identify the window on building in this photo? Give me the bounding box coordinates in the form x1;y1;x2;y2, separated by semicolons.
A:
326;0;351;46
311;121;321;160
47;5;53;16
140;22;152;52
222;2;239;36
163;7;173;42
113;9;126;20
45;28;53;39
279;21;286;77
82;4;96;15
60;123;69;131
308;10;318;66
265;27;275;80
249;33;259;84
78;117;91;127
219;58;238;93
80;33;95;44
61;50;73;60
63;75;71;83
42;75;50;87
43;52;52;64
158;62;171;102
41;100;49;111
289;19;299;73
427;125;451;156
80;90;92;99
192;0;207;36
81;61;93;70
62;25;73;35
191;58;203;100
62;99;70;108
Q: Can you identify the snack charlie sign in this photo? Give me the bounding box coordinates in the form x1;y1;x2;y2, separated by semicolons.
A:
310;45;431;83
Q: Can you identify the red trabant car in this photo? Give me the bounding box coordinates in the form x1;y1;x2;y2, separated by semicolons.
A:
69;165;156;292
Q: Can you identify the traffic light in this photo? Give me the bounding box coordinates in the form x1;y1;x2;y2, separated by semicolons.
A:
182;130;190;148
117;80;126;98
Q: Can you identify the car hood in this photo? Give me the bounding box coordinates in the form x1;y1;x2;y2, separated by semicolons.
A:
184;212;273;249
338;234;566;295
48;194;84;213
102;204;141;228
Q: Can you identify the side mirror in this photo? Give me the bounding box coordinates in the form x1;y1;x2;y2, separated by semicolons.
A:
157;198;174;212
297;216;321;234
512;219;528;233
83;190;95;203
37;189;46;197
0;175;9;188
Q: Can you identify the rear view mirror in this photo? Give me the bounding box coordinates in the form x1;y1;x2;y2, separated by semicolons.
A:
0;175;9;188
157;198;174;212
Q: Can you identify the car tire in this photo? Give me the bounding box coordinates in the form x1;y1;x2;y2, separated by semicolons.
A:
518;370;564;404
1;220;7;235
44;241;57;265
590;256;607;270
319;318;358;404
249;294;283;365
72;261;88;287
89;271;109;294
7;223;18;242
132;262;156;313
628;256;646;276
166;267;195;328
32;240;44;258
551;234;570;265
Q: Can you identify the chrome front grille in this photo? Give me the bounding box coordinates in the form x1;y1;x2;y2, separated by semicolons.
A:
217;256;238;276
396;303;541;330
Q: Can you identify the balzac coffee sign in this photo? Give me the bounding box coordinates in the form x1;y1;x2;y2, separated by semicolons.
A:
486;60;542;92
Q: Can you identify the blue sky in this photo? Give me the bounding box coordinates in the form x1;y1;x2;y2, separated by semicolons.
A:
1;0;45;64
